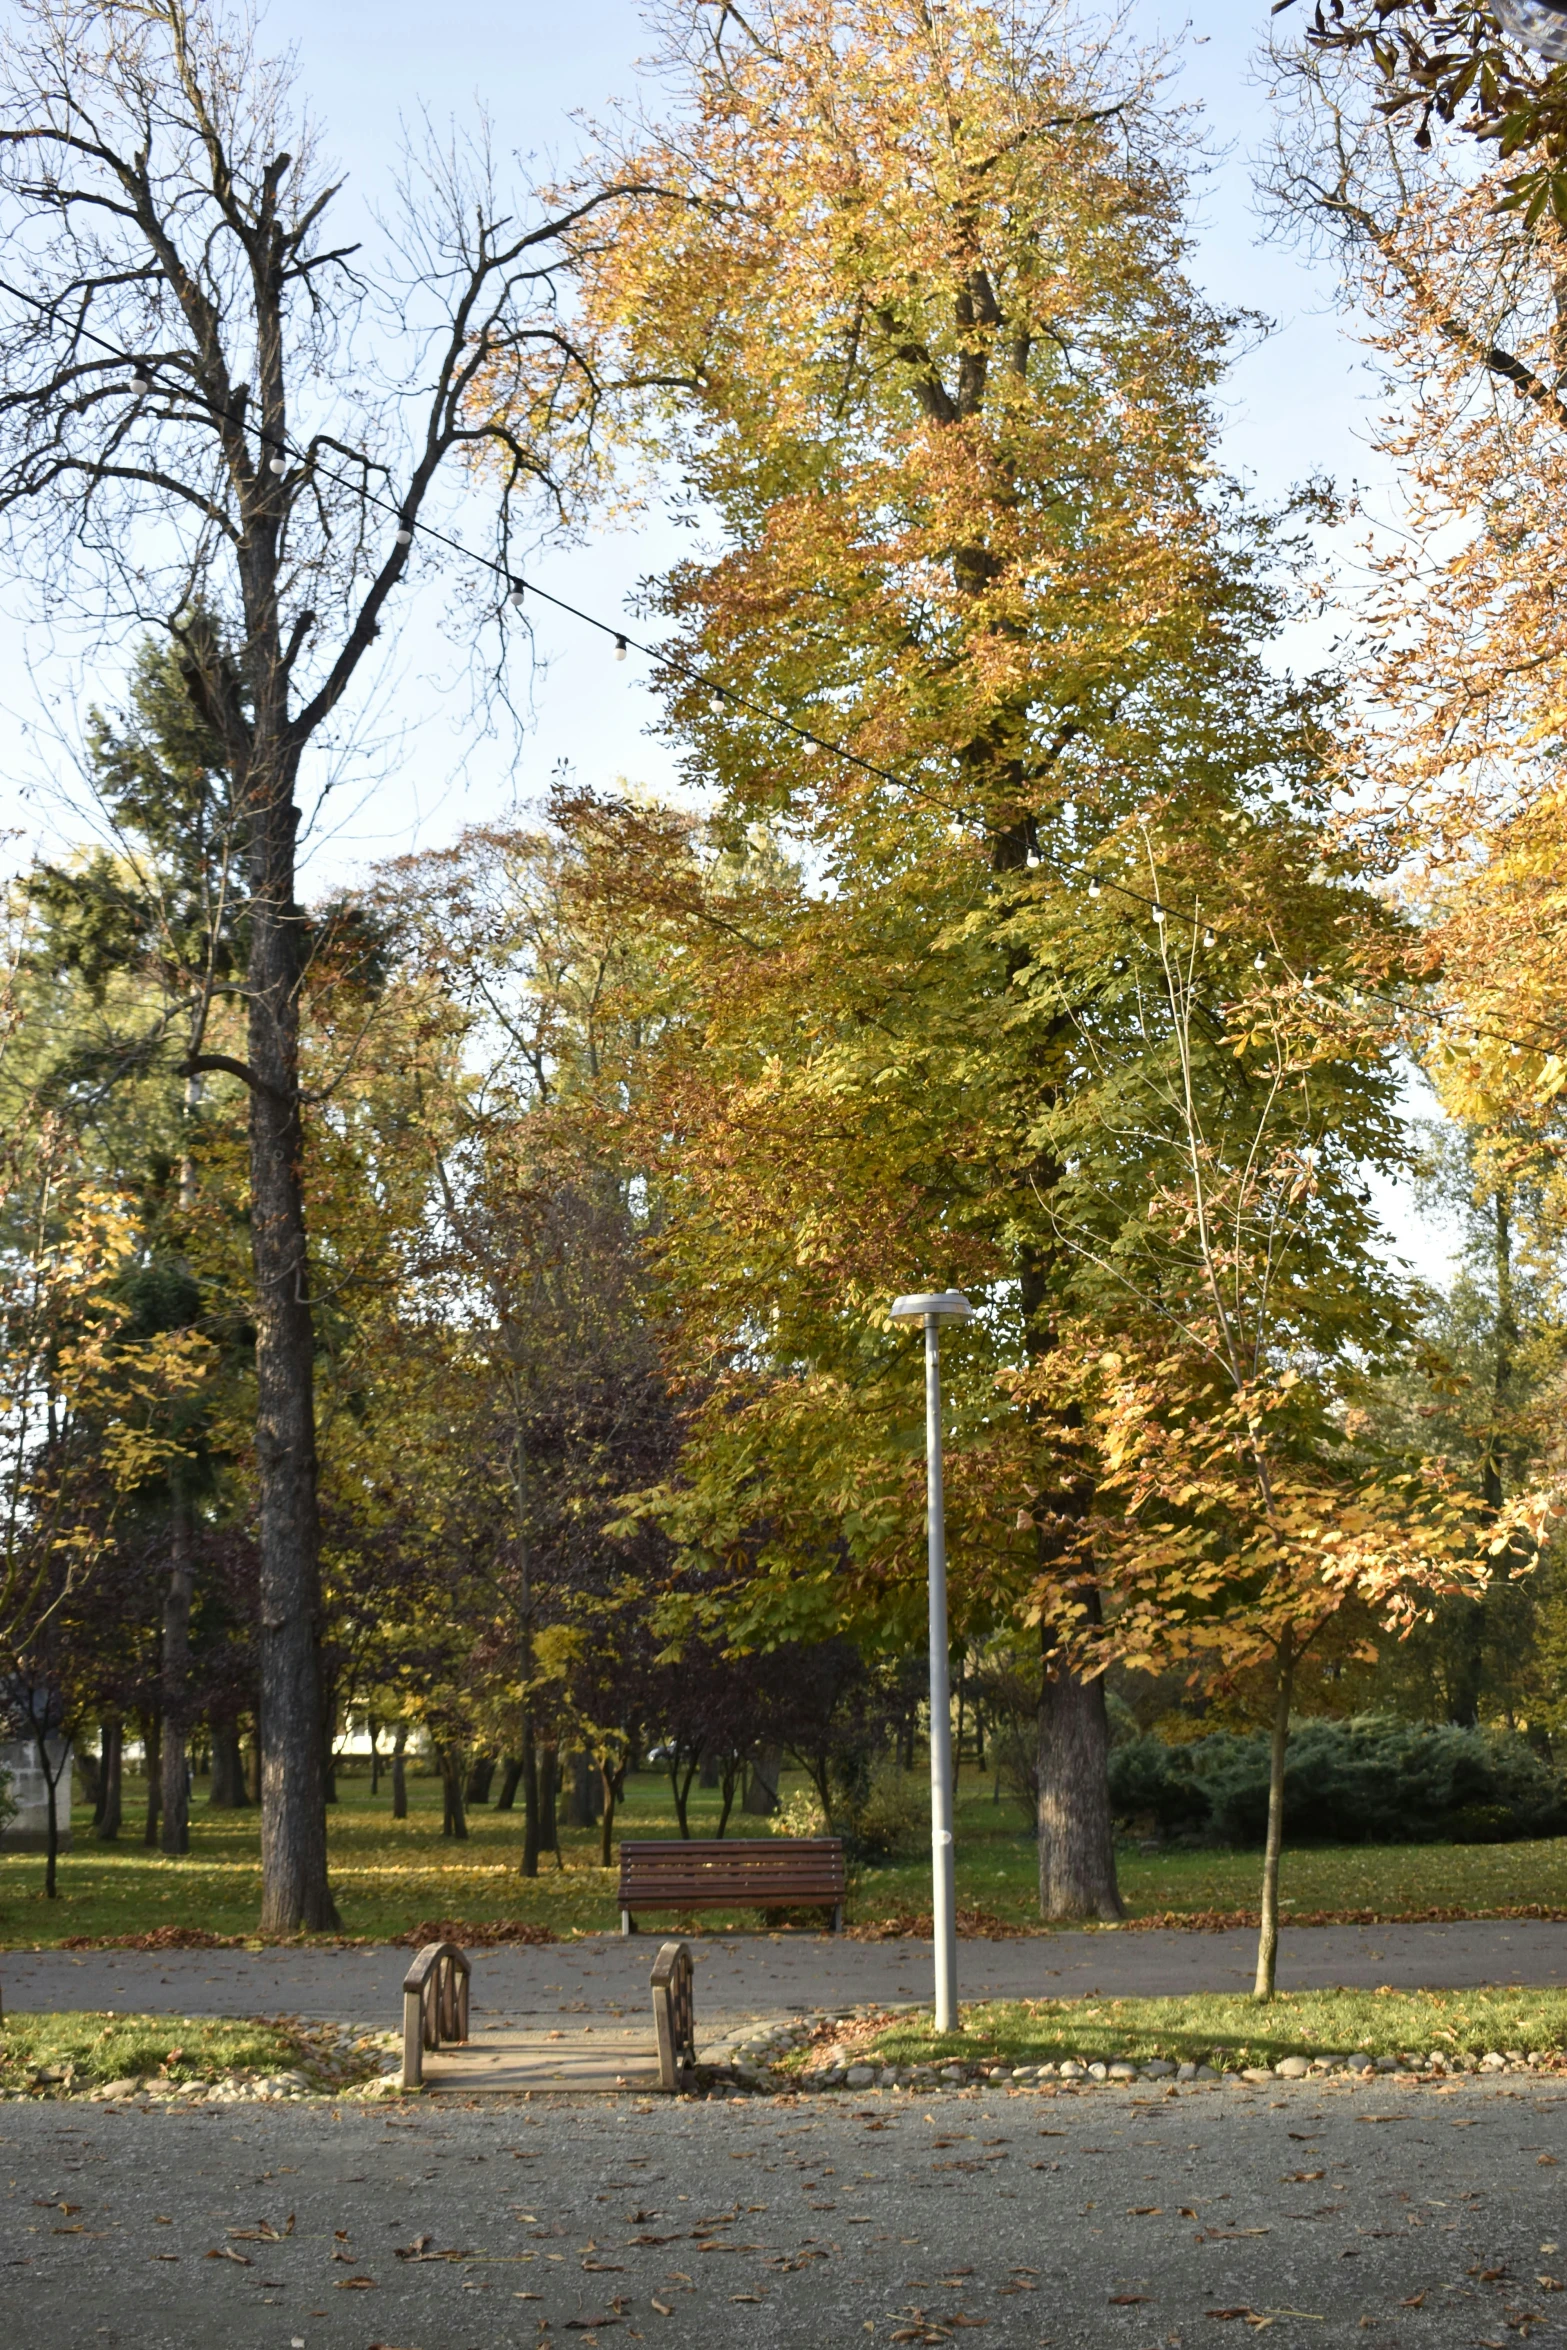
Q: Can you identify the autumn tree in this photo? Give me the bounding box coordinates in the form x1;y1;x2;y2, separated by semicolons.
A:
0;0;640;1928
551;0;1401;1917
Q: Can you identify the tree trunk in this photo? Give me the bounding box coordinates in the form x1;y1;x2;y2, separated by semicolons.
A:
208;1722;249;1808
246;738;338;1932
742;1747;781;1815
33;1725;64;1900
96;1720;122;1842
1253;1631;1296;2001
368;1718;381;1795
670;1753;699;1837
439;1747;468;1839
465;1752;497;1806
391;1722;408;1820
1036;1659;1121;1921
143;1711;163;1847
717;1754;743;1837
160;1499;195;1856
699;1749;719;1788
520;1716;541;1877
496;1754;523;1812
599;1754;625;1869
539;1739;563;1866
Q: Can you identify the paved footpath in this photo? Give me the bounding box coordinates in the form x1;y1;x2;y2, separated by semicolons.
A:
6;1918;1567;2030
4;2071;1567;2347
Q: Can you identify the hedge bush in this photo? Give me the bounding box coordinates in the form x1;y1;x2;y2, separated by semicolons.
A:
1108;1715;1567;1847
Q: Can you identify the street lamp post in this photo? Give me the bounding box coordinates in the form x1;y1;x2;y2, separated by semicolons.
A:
890;1287;973;2036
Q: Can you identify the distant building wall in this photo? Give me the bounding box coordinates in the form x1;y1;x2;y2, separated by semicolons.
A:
0;1737;73;1852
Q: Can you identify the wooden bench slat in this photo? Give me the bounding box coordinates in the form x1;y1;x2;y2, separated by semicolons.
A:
617;1837;846;1935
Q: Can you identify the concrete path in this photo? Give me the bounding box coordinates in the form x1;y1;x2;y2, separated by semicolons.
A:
5;2071;1567;2347
7;1917;1567;2029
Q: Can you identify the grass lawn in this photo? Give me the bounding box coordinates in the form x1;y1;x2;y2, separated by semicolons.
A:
857;1986;1567;2072
0;2010;323;2093
3;1761;1566;1948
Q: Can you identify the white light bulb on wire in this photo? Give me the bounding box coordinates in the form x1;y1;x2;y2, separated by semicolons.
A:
1087;882;1100;899
1151;905;1165;926
1254;952;1266;971
1203;929;1215;948
395;527;413;546
508;580;525;610
614;635;628;662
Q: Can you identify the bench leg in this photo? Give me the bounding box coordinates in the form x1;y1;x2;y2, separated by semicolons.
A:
831;1903;843;1935
621;1909;633;1937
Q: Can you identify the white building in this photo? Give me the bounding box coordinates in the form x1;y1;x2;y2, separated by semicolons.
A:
0;1736;73;1851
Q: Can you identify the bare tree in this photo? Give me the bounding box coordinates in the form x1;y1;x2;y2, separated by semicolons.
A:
0;0;639;1929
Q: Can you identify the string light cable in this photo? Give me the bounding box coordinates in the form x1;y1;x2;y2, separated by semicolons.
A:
3;284;1556;1075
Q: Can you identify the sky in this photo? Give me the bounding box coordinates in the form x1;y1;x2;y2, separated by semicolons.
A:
0;0;1459;1277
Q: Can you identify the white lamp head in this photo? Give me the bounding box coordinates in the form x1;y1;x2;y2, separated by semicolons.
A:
1495;0;1567;58
890;1289;973;1322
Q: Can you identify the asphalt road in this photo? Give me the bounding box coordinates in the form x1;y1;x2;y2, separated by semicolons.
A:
8;1918;1567;2030
4;2073;1566;2347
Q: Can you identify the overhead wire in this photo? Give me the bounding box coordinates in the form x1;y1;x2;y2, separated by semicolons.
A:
2;278;1559;1078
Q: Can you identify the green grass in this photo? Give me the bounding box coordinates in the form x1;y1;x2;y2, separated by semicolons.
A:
0;2010;311;2093
3;1762;1567;1948
862;1988;1567;2072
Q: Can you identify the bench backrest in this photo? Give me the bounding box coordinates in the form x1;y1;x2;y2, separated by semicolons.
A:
619;1837;845;1894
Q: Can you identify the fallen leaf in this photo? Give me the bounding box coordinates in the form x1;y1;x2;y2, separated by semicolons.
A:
1401;2292;1426;2308
1128;2207;1163;2216
1540;2155;1559;2168
205;2247;252;2267
335;2276;377;2289
1284;2172;1325;2183
1109;2293;1150;2304
650;2301;673;2318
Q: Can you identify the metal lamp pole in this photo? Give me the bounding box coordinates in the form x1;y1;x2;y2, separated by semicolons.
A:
890;1288;973;2035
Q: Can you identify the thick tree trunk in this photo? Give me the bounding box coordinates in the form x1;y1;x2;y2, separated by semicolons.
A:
1036;1660;1121;1921
247;754;337;1932
390;1722;408;1820
96;1720;122;1841
699;1750;719;1788
496;1754;523;1812
160;1500;194;1856
208;1722;249;1807
465;1752;496;1806
143;1711;162;1847
368;1719;381;1795
439;1748;468;1839
1253;1631;1295;2001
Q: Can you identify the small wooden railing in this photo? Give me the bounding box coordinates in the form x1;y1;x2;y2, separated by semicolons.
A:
650;1939;696;2092
401;1940;470;2089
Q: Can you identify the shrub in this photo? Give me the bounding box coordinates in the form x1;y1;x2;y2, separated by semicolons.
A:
1108;1716;1567;1848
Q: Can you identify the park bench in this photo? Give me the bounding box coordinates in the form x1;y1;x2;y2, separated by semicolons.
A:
618;1836;845;1935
